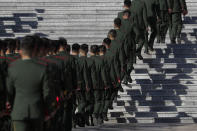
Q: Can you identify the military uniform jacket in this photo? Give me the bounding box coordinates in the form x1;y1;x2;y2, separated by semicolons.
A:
91;56;109;89
121;19;136;64
6;59;49;120
110;40;126;79
78;56;89;90
35;56;63;112
130;0;148;30
52;52;74;94
115;29;126;44
71;55;83;90
85;56;98;90
167;0;187;12
143;0;160;18
104;50;119;86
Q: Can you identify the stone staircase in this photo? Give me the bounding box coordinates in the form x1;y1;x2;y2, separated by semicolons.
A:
0;0;197;124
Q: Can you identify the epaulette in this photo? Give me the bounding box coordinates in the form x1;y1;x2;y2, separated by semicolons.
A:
53;55;69;61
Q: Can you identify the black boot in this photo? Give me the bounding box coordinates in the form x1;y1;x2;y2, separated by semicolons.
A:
102;113;109;121
171;39;176;44
108;103;114;110
177;38;181;44
161;37;165;43
97;115;103;125
90;115;94;126
118;85;124;92
148;46;154;52
137;55;143;60
85;112;90;126
122;79;128;85
157;39;160;43
144;49;150;55
127;77;132;83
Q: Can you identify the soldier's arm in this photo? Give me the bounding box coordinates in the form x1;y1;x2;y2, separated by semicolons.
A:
6;69;15;105
114;56;121;83
143;2;149;29
63;63;73;94
167;0;172;13
180;0;188;11
101;61;109;87
42;70;50;102
91;61;98;89
71;58;77;87
119;44;127;74
83;61;90;89
156;0;161;19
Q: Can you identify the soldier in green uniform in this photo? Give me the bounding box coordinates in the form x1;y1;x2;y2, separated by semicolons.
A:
109;28;126;82
6;36;50;131
21;37;60;131
80;44;96;126
98;45;110;121
114;18;125;44
102;38;118;111
120;10;135;84
113;18;132;85
77;44;90;124
118;0;131;21
167;0;188;43
143;0;160;52
106;31;124;110
71;43;81;127
130;0;149;59
108;29;125;92
90;45;109;125
53;38;75;131
157;0;169;43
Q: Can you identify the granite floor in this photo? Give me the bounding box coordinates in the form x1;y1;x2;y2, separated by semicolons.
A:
73;124;197;131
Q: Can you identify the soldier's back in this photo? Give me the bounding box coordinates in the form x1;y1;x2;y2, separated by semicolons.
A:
7;59;48;120
130;0;147;29
143;0;159;17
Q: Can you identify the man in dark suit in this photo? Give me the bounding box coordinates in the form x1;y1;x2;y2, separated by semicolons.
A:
6;36;50;131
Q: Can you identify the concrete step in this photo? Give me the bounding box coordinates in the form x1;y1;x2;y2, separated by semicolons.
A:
119;90;197;96
137;58;197;64
108;112;197;118
123;84;197;90
131;74;197;79
1;27;197;37
113;100;197;107
109;106;197;112
130;80;197;84
116;95;197;101
134;64;197;69
106;117;196;123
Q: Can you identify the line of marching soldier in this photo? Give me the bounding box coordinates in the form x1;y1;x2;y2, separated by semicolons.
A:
0;0;188;131
118;0;187;59
0;35;132;131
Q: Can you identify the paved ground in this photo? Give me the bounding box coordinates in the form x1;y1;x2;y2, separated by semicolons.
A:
73;124;197;131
